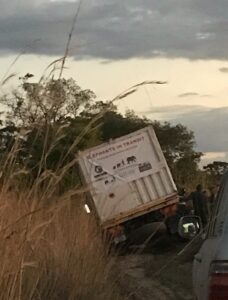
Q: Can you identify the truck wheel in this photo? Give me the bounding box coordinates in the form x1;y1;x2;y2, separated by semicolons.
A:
165;218;178;236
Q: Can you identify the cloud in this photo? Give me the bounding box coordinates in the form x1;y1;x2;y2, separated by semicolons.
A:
200;94;213;98
200;152;228;167
178;92;199;98
1;0;228;60
141;105;206;115
219;67;228;73
178;92;213;98
145;105;228;153
178;107;228;153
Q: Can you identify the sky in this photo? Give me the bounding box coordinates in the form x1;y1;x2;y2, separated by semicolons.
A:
0;0;228;165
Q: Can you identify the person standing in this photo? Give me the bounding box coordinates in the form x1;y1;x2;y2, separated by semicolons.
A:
191;184;208;227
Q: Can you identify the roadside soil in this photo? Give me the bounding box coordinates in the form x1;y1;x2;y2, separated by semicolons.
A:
118;224;202;300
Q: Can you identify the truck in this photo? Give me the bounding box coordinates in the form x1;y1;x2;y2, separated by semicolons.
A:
78;126;179;244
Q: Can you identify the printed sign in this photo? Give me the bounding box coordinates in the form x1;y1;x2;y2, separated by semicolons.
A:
84;131;159;189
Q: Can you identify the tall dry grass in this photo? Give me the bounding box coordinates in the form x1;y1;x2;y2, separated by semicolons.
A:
0;190;124;300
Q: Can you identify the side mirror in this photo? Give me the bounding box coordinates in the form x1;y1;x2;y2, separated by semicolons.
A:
178;216;202;240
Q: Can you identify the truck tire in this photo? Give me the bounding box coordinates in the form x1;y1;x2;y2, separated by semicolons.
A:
165;216;179;235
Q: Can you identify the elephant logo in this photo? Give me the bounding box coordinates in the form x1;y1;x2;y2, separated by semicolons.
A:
127;156;137;164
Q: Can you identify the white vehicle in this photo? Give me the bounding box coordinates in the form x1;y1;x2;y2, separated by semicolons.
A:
193;172;228;300
78;126;179;243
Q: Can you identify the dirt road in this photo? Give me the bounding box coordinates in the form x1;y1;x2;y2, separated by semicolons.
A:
118;224;202;300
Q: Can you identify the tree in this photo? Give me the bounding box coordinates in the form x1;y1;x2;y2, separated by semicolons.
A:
0;76;100;190
1;76;95;126
203;161;228;184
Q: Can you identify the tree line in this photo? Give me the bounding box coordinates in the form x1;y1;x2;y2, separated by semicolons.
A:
0;76;227;193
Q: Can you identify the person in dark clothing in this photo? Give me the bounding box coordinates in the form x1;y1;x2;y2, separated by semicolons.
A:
191;184;208;227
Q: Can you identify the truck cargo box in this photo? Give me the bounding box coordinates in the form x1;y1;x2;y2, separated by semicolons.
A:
78;126;178;229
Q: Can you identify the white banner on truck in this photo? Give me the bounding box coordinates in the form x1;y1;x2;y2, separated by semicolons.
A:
84;131;160;188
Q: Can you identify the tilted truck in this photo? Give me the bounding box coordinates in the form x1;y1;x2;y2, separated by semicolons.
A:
78;126;180;244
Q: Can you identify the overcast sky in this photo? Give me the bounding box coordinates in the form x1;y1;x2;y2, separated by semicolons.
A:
1;0;228;60
0;0;228;164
